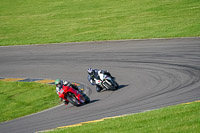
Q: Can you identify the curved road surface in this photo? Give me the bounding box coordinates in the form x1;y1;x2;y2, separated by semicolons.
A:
0;38;200;133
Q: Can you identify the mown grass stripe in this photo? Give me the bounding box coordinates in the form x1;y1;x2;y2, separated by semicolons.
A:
1;0;199;46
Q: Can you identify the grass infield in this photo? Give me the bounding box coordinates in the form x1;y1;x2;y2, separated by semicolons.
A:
48;101;200;133
0;81;59;122
0;0;200;46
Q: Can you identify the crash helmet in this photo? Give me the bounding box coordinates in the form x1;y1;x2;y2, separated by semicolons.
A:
88;68;94;75
55;79;61;87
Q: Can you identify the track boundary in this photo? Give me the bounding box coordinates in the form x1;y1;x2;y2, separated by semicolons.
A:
37;100;200;133
0;37;199;47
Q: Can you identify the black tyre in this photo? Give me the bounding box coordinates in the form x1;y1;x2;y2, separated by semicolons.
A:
83;94;90;104
66;93;80;107
96;85;102;92
112;80;119;89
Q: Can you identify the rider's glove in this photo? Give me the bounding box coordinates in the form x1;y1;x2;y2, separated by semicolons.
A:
90;79;95;85
71;84;78;90
63;81;69;86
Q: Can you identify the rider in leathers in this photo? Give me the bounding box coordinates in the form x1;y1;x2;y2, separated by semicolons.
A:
87;68;113;92
55;79;80;105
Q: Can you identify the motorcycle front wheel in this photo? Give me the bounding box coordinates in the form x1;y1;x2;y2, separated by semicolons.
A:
66;93;81;107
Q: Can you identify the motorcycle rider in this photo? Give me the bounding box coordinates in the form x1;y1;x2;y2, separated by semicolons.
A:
55;79;80;105
87;68;113;92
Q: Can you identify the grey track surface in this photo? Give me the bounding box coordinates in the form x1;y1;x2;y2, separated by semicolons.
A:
0;38;200;133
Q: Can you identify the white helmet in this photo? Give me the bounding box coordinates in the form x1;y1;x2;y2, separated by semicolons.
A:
88;68;94;75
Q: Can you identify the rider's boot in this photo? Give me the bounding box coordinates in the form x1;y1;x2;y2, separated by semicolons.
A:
64;100;69;105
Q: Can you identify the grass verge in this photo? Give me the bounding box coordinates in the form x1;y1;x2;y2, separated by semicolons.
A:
0;81;59;123
47;101;200;133
0;0;200;46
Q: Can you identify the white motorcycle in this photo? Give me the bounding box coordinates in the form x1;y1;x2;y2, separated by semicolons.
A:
95;71;119;91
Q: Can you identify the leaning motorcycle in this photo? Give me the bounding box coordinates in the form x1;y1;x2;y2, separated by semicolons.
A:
95;72;119;91
58;85;90;107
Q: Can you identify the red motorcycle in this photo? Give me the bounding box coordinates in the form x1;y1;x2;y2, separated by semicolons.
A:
58;85;90;106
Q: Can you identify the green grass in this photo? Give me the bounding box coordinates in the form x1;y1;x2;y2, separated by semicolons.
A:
0;81;59;122
0;0;200;46
48;101;200;133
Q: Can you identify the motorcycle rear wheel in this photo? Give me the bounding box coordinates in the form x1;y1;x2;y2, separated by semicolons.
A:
83;94;90;104
112;80;119;90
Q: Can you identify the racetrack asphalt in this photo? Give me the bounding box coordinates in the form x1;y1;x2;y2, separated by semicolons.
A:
0;38;200;133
